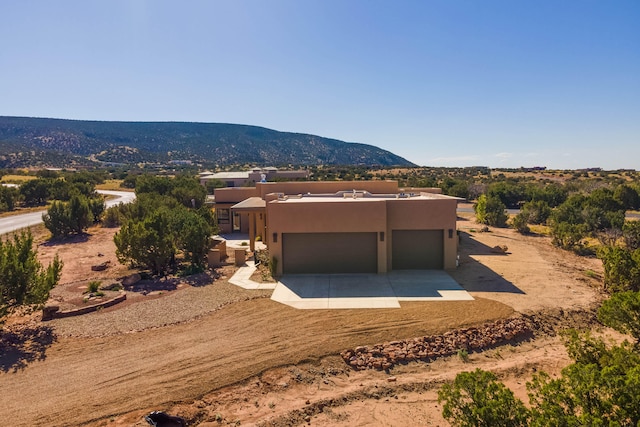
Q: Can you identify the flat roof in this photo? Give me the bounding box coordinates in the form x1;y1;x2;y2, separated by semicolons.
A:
271;192;459;204
207;172;250;179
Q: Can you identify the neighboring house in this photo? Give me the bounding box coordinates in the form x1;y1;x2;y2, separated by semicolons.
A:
213;180;459;276
200;167;309;188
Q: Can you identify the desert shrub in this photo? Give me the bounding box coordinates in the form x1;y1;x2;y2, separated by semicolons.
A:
511;212;530;234
114;208;176;275
614;184;640;210
87;280;101;293
550;221;588;251
171;208;213;267
0;231;63;320
0;186;18;212
440;331;640;427
475;194;507;227
20;178;50;206
42;194;93;238
438;368;529;427
42;201;72;238
623;220;640;250
487;181;528;208
88;196;105;223
102;205;124;228
597;246;640;293
598;291;640;345
521;200;551;225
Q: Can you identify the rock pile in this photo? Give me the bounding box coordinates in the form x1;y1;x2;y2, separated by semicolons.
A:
340;317;531;371
491;245;509;254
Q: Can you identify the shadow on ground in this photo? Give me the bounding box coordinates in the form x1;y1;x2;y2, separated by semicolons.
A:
125;271;216;293
41;233;90;247
451;231;525;294
0;324;57;373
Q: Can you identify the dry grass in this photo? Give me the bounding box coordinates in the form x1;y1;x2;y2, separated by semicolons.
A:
96;180;130;191
0;174;36;183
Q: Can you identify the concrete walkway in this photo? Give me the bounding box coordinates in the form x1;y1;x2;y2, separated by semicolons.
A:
228;264;473;309
228;260;278;290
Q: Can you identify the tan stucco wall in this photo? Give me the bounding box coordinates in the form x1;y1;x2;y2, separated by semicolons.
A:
214;187;260;203
386;198;458;269
267;196;458;275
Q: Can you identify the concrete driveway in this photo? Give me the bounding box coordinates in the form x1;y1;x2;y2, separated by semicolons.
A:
271;270;473;309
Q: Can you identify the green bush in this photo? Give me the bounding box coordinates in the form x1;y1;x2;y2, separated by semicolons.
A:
475;194;508;227
102;206;124;228
597;246;640;292
598;291;640;344
511;212;530;234
438;369;529;427
0;231;63;320
87;281;101;293
42;194;93;238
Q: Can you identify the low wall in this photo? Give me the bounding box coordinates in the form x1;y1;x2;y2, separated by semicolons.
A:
42;291;127;320
341;317;531;371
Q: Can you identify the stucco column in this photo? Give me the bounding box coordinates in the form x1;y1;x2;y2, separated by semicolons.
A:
249;212;256;252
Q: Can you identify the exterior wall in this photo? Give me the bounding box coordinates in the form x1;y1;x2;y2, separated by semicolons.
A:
214;187;260;203
386;198;458;269
267;195;458;275
267;200;388;275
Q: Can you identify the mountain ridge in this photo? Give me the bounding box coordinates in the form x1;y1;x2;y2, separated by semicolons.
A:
0;116;415;168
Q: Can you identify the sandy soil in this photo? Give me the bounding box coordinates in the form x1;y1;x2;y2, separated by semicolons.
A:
0;217;605;426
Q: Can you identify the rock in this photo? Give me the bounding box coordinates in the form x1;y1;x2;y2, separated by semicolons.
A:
42;304;60;321
491;245;508;254
387;376;397;382
100;282;122;291
122;273;141;286
91;260;111;271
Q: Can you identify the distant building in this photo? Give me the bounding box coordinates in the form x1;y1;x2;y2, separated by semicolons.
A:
200;167;309;188
168;160;193;165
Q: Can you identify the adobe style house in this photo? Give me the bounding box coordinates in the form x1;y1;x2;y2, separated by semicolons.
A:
213;180;459;276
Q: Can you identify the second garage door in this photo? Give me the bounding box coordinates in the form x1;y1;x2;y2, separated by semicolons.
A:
392;229;444;270
282;232;377;274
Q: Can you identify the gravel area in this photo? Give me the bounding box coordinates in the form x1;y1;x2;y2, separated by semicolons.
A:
48;276;271;338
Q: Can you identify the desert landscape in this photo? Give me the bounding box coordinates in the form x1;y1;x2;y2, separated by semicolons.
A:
0;211;605;426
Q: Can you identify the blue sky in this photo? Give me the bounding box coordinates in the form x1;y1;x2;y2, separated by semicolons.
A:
1;1;638;169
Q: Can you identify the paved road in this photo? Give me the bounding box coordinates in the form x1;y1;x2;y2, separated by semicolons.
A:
0;190;136;236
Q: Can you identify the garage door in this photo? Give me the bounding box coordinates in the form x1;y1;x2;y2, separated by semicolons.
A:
283;232;377;274
392;230;443;270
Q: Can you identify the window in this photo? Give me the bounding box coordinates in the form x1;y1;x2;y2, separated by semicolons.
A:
217;209;230;224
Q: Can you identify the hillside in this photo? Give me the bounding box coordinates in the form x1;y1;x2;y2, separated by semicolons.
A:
0;116;414;168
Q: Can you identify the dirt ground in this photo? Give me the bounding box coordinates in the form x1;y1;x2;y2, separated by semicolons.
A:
0;216;606;427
